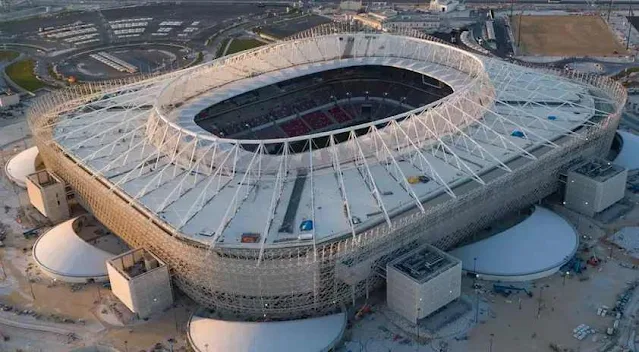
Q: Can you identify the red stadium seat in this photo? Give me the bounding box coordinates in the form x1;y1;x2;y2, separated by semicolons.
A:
302;111;333;130
328;107;351;123
280;119;311;137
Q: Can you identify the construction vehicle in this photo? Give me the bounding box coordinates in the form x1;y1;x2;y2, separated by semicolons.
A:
493;284;533;298
22;228;39;239
354;304;371;320
563;257;584;274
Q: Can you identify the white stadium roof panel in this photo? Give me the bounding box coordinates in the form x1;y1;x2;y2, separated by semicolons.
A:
40;31;621;254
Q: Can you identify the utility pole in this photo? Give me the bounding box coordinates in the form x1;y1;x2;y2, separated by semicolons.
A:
510;0;514;18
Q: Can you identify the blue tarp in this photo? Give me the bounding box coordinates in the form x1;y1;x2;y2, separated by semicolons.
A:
300;220;313;232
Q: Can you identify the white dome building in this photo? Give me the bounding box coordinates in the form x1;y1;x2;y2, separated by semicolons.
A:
33;215;128;283
5;146;40;188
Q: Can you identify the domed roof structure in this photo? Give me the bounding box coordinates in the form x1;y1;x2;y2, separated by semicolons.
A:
5;146;39;187
450;206;578;281
33;216;125;282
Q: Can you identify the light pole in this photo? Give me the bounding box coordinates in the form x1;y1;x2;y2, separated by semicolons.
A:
416;310;420;348
627;6;633;50
473;257;477;286
474;257;479;323
174;306;179;334
489;333;494;352
96;282;102;301
563;271;569;286
517;13;523;48
0;254;6;280
536;287;544;319
27;272;35;301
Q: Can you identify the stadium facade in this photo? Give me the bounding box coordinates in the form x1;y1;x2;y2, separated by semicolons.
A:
27;26;626;320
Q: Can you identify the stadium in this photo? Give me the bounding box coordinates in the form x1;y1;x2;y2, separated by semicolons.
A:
27;25;626;320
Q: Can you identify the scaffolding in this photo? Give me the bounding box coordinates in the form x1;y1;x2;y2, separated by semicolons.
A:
26;26;626;320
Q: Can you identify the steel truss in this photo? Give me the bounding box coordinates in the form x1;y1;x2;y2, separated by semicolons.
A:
27;26;626;320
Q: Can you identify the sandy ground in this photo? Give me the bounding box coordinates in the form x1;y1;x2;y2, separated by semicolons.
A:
341;195;639;352
0;119;196;352
0;109;637;351
611;227;639;259
342;261;638;352
511;15;627;57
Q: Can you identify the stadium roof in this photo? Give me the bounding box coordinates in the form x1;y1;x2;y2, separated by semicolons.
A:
450;206;578;278
188;312;347;352
38;29;620;260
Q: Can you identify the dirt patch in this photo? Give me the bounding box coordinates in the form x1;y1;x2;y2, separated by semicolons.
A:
511;15;627;57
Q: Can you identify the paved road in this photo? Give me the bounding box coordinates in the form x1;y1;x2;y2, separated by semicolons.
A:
465;0;639;4
492;17;514;58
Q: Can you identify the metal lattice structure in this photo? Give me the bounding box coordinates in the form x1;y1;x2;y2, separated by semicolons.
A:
27;27;626;320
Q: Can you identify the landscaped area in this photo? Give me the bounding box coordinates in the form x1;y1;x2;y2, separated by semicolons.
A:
5;59;45;92
226;38;264;55
0;50;19;61
217;37;265;58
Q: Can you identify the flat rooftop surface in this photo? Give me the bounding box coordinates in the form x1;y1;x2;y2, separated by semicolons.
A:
572;159;625;182
449;206;578;277
390;245;459;283
188;312;347;352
